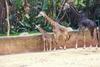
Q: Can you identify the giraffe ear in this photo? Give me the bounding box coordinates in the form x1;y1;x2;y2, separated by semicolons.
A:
35;11;46;18
35;24;40;29
35;13;42;18
40;11;45;16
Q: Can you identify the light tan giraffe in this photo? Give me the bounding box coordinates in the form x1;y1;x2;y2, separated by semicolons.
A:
36;11;70;49
35;25;53;51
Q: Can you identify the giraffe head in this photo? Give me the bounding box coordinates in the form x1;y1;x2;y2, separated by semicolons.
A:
63;3;70;10
35;24;41;29
35;11;46;18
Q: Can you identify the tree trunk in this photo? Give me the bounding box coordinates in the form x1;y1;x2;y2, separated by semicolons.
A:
5;0;10;36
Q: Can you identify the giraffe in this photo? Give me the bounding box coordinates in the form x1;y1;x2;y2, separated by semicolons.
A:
36;11;70;49
62;2;99;48
35;25;53;51
63;3;97;38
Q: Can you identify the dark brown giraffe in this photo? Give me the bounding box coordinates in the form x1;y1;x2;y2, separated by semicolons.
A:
63;3;97;39
62;3;99;48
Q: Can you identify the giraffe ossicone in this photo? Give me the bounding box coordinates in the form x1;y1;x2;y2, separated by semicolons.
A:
63;2;70;10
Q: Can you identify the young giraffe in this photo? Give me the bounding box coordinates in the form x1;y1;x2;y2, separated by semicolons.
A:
36;11;70;49
35;25;53;51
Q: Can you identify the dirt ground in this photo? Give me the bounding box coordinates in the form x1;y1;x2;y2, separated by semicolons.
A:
0;47;100;67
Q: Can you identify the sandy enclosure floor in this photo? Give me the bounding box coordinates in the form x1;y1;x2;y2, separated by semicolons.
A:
0;48;100;67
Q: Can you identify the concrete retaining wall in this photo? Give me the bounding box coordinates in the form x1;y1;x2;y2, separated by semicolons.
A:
0;32;99;55
0;35;44;55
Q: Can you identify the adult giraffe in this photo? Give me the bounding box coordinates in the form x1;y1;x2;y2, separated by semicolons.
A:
36;11;70;49
62;3;98;40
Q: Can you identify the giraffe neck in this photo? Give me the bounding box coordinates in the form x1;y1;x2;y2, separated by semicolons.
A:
44;14;58;27
37;27;46;34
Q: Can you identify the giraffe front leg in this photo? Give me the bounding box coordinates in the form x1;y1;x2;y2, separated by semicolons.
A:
79;26;86;48
63;36;67;50
52;38;57;50
89;28;97;48
54;34;59;50
64;33;70;49
43;39;46;51
49;38;52;51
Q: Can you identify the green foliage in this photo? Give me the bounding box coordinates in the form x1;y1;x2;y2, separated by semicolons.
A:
7;0;90;35
10;0;80;34
74;0;86;9
15;0;23;10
